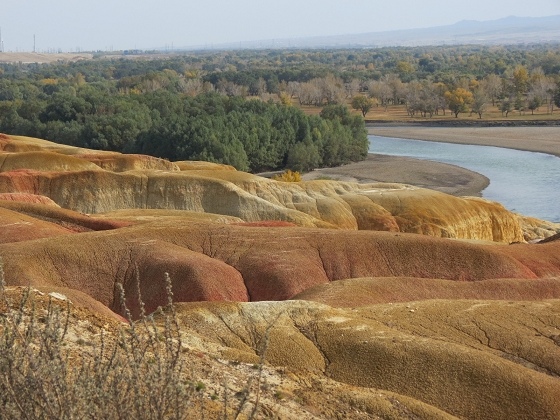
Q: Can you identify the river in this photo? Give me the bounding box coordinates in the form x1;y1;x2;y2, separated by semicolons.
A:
368;135;560;223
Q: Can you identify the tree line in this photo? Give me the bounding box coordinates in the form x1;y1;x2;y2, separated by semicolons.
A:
1;43;560;171
354;66;560;118
0;72;368;172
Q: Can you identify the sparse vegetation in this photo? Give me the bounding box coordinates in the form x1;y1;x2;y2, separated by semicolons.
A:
0;266;270;419
0;267;195;419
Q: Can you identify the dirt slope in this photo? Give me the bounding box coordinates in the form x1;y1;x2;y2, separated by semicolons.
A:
1;221;559;317
172;299;560;420
2;133;558;242
294;276;560;306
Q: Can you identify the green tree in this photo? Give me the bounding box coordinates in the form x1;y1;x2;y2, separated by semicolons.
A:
351;95;376;117
471;88;489;119
500;99;513;117
554;82;560;110
286;140;321;172
0;80;23;101
527;96;541;115
39;93;91;123
512;65;529;95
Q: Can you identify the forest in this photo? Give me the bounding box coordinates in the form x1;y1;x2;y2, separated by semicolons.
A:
1;43;559;171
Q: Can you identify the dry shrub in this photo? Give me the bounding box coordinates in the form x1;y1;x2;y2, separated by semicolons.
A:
272;170;301;182
0;266;195;419
0;264;269;420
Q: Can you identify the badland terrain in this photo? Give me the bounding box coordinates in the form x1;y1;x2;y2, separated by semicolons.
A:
1;132;560;418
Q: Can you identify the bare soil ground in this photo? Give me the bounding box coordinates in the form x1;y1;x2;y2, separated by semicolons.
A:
303;154;489;196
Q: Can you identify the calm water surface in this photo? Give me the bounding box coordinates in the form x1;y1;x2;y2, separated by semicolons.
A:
369;135;560;223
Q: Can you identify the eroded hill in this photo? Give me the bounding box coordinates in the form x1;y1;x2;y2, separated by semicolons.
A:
1;133;560;419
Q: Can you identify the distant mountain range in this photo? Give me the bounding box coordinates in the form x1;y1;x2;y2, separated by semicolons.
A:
189;15;560;50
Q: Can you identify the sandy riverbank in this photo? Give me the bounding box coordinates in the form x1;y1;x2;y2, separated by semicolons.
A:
369;125;560;157
302;154;490;196
303;125;560;196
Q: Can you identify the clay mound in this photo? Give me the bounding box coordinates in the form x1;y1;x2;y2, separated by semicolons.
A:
0;286;459;419
356;187;524;241
0;193;59;206
0;134;100;155
541;231;560;243
294;276;560;307
0;134;43;152
0;207;75;243
173;299;560;420
0;235;250;316
495;241;560;278
1;134;552;242
0;169;337;228
75;153;180;172
231;220;298;227
0;165;534;241
23;286;127;322
519;215;560;242
111;240;249;318
2;222;559;314
0;200;129;233
0;151;101;172
94;208;244;224
174;160;236;171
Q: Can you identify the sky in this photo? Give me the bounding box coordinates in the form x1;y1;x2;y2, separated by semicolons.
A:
2;0;560;52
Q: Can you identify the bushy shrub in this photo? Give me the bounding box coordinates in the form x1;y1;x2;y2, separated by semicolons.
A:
272;170;302;182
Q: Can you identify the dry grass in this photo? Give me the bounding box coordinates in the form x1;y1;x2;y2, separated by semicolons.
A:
0;269;196;419
0;265;271;419
298;101;560;122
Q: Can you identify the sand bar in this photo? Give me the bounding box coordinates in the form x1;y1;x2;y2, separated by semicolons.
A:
303;124;560;196
302;153;490;196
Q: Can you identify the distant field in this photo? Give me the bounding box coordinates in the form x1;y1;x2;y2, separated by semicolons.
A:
364;104;560;122
298;101;560;122
0;52;92;64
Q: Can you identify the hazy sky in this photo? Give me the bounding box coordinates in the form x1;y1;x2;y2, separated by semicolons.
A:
2;0;560;52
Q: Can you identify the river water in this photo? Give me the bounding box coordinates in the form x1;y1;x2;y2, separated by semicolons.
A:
368;135;560;223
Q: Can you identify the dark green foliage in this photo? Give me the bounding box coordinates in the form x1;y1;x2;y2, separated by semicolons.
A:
133;94;366;172
554;82;560;109
3;43;558;172
0;65;368;172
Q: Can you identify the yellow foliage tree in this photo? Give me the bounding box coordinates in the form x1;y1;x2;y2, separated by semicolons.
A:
513;65;529;94
444;88;474;118
272;170;302;182
279;92;292;106
40;78;58;86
